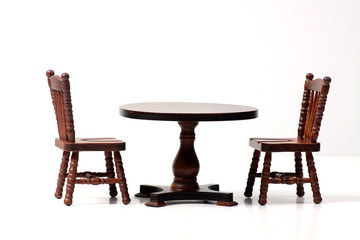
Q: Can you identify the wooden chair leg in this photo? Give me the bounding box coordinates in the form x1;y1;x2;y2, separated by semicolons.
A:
244;150;261;197
55;151;70;199
259;152;271;205
306;152;322;204
64;151;79;206
105;151;118;197
113;151;131;205
295;152;305;197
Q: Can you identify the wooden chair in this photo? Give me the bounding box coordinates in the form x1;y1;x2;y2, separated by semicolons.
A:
46;70;130;206
244;73;331;205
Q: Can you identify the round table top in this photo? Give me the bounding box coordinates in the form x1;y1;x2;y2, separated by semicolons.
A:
119;102;258;122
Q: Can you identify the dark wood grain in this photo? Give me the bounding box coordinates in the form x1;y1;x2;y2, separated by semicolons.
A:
120;102;258;121
47;70;130;206
105;151;117;197
120;102;257;207
244;150;260;198
258;152;272;205
249;138;320;152
294;152;305;197
244;73;331;205
171;122;200;191
55;138;125;151
54;151;70;199
47;70;74;142
134;120;238;207
142;184;237;207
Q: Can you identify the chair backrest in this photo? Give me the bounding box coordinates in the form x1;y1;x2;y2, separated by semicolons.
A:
46;70;75;142
298;73;331;143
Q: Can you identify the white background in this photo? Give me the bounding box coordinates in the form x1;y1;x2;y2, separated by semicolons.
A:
1;1;360;239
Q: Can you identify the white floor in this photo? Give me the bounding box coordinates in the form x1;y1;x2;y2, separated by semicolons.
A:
2;156;359;240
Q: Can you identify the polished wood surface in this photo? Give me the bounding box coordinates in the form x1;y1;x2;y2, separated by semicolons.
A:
47;70;130;206
120;102;257;207
55;138;126;152
171;122;200;191
120;102;258;121
137;184;237;207
249;138;320;152
244;73;331;205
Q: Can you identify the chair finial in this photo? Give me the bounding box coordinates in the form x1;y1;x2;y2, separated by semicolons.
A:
61;73;70;81
306;73;314;80
323;76;331;84
46;69;55;78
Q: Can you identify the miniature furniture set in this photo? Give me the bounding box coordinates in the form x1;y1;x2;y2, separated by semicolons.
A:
47;70;331;207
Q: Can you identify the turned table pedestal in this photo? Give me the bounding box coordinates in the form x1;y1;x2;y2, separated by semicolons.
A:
120;102;258;207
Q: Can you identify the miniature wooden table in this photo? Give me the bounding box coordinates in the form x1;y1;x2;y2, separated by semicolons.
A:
120;102;258;207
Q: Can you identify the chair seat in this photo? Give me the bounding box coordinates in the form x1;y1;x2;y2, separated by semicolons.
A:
249;137;320;152
55;138;126;151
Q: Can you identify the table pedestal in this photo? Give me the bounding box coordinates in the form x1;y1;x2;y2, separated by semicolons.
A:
135;121;238;207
